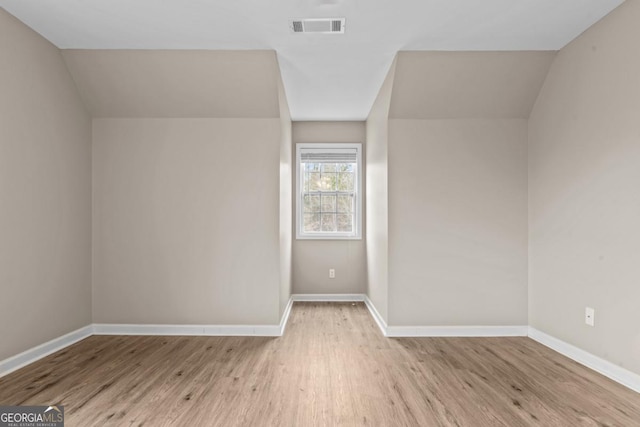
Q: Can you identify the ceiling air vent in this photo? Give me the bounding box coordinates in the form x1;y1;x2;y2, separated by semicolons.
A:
290;18;345;34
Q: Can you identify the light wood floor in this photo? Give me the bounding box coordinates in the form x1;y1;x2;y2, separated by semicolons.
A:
1;302;639;426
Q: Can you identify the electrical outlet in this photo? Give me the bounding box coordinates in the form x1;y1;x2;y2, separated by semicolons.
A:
585;307;595;326
329;269;335;279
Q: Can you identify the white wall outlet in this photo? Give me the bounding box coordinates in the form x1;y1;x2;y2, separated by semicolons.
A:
585;307;595;326
329;269;335;279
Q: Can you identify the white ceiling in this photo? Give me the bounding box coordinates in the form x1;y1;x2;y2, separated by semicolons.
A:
0;0;625;120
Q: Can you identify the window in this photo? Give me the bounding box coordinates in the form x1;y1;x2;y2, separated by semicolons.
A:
296;143;362;239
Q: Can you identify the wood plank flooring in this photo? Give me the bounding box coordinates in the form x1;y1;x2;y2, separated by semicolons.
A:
1;302;639;426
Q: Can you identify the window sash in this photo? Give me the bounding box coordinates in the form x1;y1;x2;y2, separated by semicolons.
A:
301;190;355;234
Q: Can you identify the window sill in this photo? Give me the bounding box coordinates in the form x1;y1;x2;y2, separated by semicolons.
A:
296;235;362;241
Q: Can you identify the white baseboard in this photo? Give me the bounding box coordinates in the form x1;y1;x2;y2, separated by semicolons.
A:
278;297;294;336
3;302;637;395
364;296;388;336
362;296;526;338
291;293;365;302
0;325;93;378
386;325;528;337
92;323;284;336
94;298;295;337
528;327;640;394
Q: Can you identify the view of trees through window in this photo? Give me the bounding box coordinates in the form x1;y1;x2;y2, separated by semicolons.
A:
302;162;356;233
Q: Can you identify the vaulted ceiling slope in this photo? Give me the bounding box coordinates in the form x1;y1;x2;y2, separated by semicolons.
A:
62;50;284;118
389;51;557;119
0;0;626;120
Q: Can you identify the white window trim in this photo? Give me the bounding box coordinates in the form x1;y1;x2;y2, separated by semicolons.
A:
296;143;362;240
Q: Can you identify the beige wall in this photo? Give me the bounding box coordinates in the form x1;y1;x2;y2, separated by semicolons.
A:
368;55;531;327
365;59;396;322
529;0;640;375
278;74;293;315
92;118;283;325
388;119;529;326
61;50;281;119
390;51;555;119
291;122;367;294
0;9;92;360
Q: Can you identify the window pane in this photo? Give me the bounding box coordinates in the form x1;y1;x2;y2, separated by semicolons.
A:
320;173;337;191
304;194;320;213
321;194;336;212
303;213;321;232
309;172;321;191
322;163;337;173
305;163;321;172
321;214;336;232
337;163;354;173
338;172;354;191
337;214;353;232
337;195;352;213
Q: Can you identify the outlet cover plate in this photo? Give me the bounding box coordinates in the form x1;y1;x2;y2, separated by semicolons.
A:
585;307;595;326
